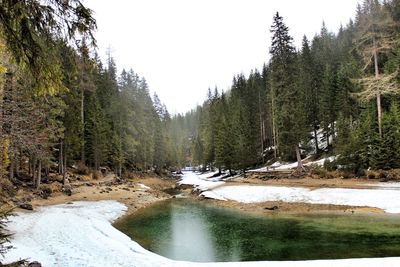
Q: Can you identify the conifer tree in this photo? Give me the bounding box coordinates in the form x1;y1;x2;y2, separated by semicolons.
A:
299;36;320;154
269;12;306;167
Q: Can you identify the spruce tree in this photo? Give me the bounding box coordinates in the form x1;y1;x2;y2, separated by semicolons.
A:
299;36;320;154
269;12;306;167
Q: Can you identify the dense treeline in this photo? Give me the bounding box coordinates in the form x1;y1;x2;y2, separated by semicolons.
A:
0;1;183;190
174;0;400;174
1;0;400;186
0;43;183;186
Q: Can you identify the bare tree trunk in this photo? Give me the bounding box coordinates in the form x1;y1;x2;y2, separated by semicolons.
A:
118;162;122;178
59;141;64;174
16;152;21;178
313;127;319;154
81;88;85;163
9;156;14;181
36;160;41;189
271;94;278;158
326;131;330;148
63;145;67;184
373;36;382;137
295;145;304;170
32;157;37;185
258;90;264;163
28;156;32;176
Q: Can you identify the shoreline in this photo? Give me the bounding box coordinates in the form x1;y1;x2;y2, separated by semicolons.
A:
4;172;400;266
12;176;176;220
13;172;397;219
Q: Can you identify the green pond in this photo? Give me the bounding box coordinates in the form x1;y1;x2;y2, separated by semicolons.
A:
114;199;400;262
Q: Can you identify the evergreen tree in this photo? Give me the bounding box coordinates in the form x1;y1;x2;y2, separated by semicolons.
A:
371;103;400;169
269;12;306;167
299;36;320;154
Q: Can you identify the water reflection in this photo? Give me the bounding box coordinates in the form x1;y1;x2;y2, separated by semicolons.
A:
159;203;217;261
114;199;400;262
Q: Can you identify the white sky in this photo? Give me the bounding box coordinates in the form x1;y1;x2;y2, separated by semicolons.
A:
84;0;361;114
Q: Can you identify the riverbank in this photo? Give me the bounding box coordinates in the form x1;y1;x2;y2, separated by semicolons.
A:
183;171;400;215
3;171;400;266
4;173;176;220
4;200;400;267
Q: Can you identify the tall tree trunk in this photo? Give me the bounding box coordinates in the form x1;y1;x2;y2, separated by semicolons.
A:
36;160;41;189
313;127;319;154
81;87;85;163
295;145;304;170
373;35;382;137
271;94;278;158
326;131;330;148
32;157;37;185
63;149;67;185
16;151;21;178
258;91;264;163
59;141;64;174
118;162;122;178
9;156;14;181
28;156;32;176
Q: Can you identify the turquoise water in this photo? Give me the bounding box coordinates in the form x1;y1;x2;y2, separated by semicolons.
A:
114;199;400;262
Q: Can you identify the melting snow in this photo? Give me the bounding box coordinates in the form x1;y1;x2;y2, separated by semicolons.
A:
2;200;400;266
137;183;150;190
201;185;400;213
179;171;225;191
250;156;337;172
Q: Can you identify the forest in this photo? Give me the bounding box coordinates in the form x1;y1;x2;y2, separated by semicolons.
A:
0;0;400;191
174;0;400;175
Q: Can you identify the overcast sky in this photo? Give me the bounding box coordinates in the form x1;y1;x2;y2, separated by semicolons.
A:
85;0;361;114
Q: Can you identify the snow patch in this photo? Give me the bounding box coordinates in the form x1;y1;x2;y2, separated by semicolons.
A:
201;185;400;213
250;156;337;172
3;200;400;266
179;171;225;191
137;183;150;190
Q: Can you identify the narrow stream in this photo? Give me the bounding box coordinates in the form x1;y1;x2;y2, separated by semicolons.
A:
114;198;400;262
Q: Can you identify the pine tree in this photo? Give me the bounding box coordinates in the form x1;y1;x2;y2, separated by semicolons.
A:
269;12;306;167
371;103;400;169
355;0;398;136
299;36;320;154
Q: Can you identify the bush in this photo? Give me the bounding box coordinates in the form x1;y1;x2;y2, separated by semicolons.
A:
323;159;337;171
366;170;378;179
92;170;102;180
313;167;327;178
326;170;342;179
387;169;400;180
76;162;89;175
0;178;15;197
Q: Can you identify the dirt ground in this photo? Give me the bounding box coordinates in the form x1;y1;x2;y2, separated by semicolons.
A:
5;171;390;217
230;174;383;189
196;173;387;215
9;174;177;218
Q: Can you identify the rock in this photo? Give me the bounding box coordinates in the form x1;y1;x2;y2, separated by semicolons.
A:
122;187;130;191
39;187;52;199
62;185;72;196
29;261;42;267
19;203;33;210
105;187;113;192
264;206;279;211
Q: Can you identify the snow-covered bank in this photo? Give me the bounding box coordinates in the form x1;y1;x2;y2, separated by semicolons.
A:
179;171;225;191
249;156;337;172
3;200;400;266
201;185;400;213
